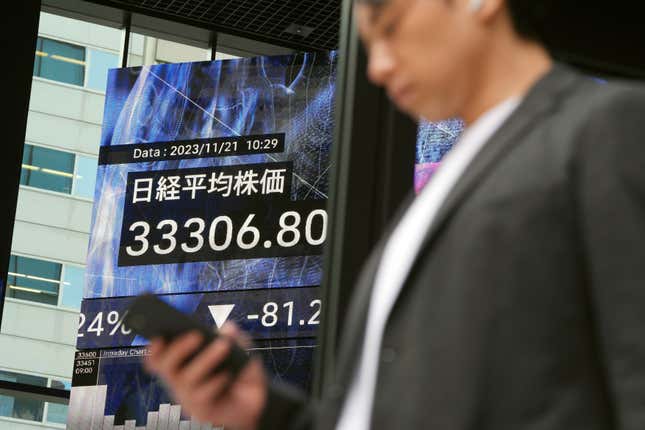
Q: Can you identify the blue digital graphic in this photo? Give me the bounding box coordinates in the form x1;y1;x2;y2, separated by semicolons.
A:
415;119;464;192
86;53;337;300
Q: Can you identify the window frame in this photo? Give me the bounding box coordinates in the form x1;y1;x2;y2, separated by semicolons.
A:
6;253;63;307
33;33;121;94
7;252;85;311
20;142;99;201
0;367;70;428
20;142;77;196
33;35;87;88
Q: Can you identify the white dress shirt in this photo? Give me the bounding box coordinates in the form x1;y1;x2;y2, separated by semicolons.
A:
335;97;522;430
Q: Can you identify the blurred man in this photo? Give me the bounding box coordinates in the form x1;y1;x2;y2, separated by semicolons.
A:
146;0;645;428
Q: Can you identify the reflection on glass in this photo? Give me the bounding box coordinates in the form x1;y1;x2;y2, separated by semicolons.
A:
73;155;98;199
7;255;62;306
60;265;85;310
21;144;75;194
0;371;48;422
86;48;119;92
33;37;85;86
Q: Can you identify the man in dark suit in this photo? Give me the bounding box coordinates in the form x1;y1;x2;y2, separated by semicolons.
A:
145;0;645;428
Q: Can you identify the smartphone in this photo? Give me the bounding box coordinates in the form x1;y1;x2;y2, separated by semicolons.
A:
123;294;250;377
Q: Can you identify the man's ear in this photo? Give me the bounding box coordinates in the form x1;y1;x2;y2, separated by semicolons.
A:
468;0;483;12
470;0;505;23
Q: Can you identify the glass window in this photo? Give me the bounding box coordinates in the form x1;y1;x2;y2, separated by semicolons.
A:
0;371;47;422
86;48;119;92
33;37;85;86
72;155;98;199
45;379;71;424
60;265;85;310
21;144;75;194
6;255;61;306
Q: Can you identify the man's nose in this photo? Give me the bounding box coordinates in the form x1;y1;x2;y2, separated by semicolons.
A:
367;42;396;86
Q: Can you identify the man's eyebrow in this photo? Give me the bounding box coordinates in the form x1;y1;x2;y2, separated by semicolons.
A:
357;0;389;23
371;7;386;23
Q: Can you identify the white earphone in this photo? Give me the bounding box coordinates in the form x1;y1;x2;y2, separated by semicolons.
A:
469;0;484;12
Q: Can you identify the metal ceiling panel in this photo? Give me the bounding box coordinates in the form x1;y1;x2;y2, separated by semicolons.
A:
84;0;341;51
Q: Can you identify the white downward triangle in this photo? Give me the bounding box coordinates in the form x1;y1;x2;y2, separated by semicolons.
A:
208;304;235;329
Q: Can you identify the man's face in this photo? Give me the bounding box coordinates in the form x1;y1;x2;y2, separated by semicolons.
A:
357;0;485;120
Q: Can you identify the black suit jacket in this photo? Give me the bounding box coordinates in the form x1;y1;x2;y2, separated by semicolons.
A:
259;63;645;430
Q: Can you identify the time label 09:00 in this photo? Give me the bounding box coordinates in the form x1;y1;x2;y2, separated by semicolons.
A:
122;209;328;263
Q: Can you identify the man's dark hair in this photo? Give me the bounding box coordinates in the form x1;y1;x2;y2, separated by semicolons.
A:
506;0;552;42
356;0;553;43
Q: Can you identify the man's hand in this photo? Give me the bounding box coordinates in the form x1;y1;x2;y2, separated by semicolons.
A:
144;323;267;430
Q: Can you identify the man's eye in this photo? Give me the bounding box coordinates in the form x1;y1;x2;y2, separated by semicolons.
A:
383;22;397;37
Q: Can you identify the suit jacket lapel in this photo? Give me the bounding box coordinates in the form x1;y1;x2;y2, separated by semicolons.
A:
419;64;580;252
333;191;417;383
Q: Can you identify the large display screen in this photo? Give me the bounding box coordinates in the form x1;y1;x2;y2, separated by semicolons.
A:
68;52;337;429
